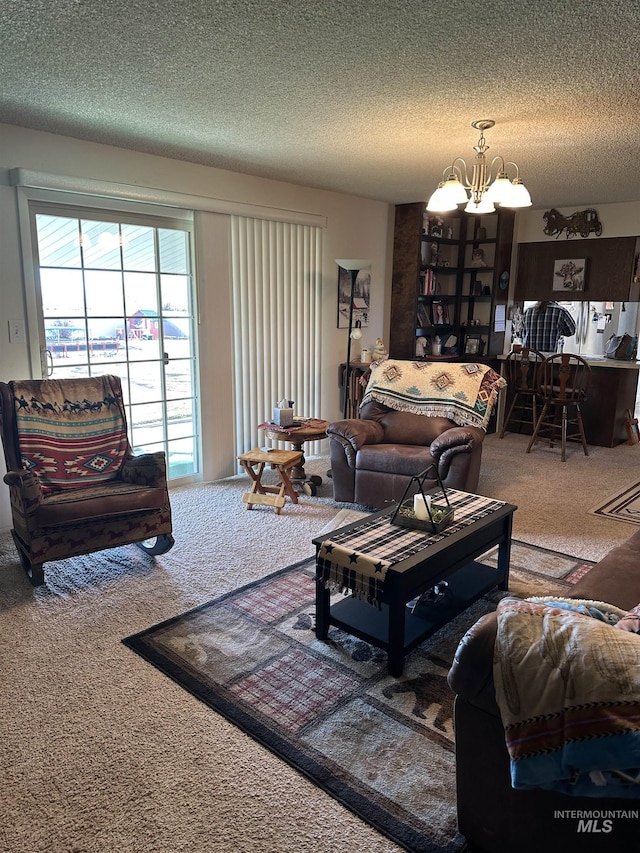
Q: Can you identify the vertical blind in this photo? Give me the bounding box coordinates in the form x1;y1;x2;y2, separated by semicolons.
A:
231;216;323;457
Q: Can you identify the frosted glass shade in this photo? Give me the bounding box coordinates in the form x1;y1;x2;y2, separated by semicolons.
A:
439;177;468;206
464;196;496;214
499;179;532;208
484;174;514;204
426;184;459;213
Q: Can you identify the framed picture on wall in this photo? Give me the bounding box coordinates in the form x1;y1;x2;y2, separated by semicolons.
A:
337;266;371;328
553;258;586;291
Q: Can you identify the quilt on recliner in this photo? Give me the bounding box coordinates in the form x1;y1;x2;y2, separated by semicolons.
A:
361;359;506;430
11;375;130;493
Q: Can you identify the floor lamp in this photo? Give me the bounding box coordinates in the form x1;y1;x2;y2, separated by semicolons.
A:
336;258;371;419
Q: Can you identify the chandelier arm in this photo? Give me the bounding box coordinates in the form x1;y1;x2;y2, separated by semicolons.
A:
489;155;506;179
450;158;471;188
504;161;520;179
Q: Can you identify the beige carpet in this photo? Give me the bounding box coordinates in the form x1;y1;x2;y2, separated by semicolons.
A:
0;439;637;852
478;431;639;562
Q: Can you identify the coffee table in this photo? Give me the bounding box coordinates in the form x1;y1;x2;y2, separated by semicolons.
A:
313;491;516;676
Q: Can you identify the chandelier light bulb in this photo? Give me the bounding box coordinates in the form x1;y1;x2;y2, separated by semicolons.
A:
464;196;496;215
428;121;531;214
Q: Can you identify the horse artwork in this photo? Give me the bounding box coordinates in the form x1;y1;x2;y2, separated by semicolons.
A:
543;208;603;239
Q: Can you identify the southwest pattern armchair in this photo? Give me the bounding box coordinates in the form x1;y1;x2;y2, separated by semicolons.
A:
0;375;174;586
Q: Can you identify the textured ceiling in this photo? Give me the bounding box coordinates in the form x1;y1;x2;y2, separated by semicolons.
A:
2;0;640;208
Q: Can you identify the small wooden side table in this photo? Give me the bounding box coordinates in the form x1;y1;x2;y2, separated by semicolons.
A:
260;418;329;494
237;448;303;514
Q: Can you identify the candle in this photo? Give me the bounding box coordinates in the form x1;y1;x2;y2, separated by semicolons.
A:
413;493;432;520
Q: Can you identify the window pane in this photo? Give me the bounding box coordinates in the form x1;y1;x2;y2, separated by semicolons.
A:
122;224;156;272
160;274;190;314
167;398;196;439
130;402;164;448
45;319;87;361
36;214;81;268
124;272;159;315
40;268;85;315
48;364;91;380
165;357;194;400
128;361;162;403
159;229;189;274
88;336;123;364
127;338;161;363
81;220;122;269
85;270;124;316
167;437;196;478
88;319;126;343
164;332;191;362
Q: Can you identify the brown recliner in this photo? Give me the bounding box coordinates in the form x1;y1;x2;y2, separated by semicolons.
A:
328;398;485;508
0;375;174;586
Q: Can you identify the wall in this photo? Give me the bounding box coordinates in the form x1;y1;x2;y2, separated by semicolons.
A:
516;202;640;243
0;123;391;531
514;237;636;302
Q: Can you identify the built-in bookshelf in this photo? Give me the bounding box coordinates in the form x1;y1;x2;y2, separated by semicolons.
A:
389;202;515;360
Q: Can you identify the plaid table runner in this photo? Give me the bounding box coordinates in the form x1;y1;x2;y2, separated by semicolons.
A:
317;490;507;606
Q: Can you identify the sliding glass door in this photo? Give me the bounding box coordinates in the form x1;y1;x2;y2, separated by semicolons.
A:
30;205;199;480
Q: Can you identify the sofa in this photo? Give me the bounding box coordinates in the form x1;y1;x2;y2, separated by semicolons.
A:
447;530;640;852
328;359;505;508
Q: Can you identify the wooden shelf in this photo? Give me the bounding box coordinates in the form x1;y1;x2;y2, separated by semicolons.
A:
389;203;514;360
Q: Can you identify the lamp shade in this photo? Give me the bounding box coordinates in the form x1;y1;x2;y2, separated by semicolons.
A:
484;174;513;204
499;179;532;208
426;185;459;213
440;176;468;206
335;258;371;271
464;196;496;214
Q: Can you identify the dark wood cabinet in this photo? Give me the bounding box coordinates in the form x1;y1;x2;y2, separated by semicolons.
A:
514;236;637;302
581;364;640;447
389;202;515;361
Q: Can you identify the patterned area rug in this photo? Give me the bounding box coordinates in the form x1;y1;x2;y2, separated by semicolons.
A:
589;480;640;526
124;541;594;853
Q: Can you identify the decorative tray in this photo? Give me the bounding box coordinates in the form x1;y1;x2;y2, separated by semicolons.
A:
390;500;455;534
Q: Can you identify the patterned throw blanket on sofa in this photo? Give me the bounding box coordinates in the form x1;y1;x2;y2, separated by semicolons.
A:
360;359;506;431
493;596;640;798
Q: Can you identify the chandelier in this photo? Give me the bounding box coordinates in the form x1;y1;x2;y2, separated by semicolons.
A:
427;119;532;215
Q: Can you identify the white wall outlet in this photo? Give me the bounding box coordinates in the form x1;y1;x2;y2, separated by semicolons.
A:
8;319;25;343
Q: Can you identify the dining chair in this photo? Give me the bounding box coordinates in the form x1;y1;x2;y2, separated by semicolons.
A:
526;352;592;462
499;347;545;438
